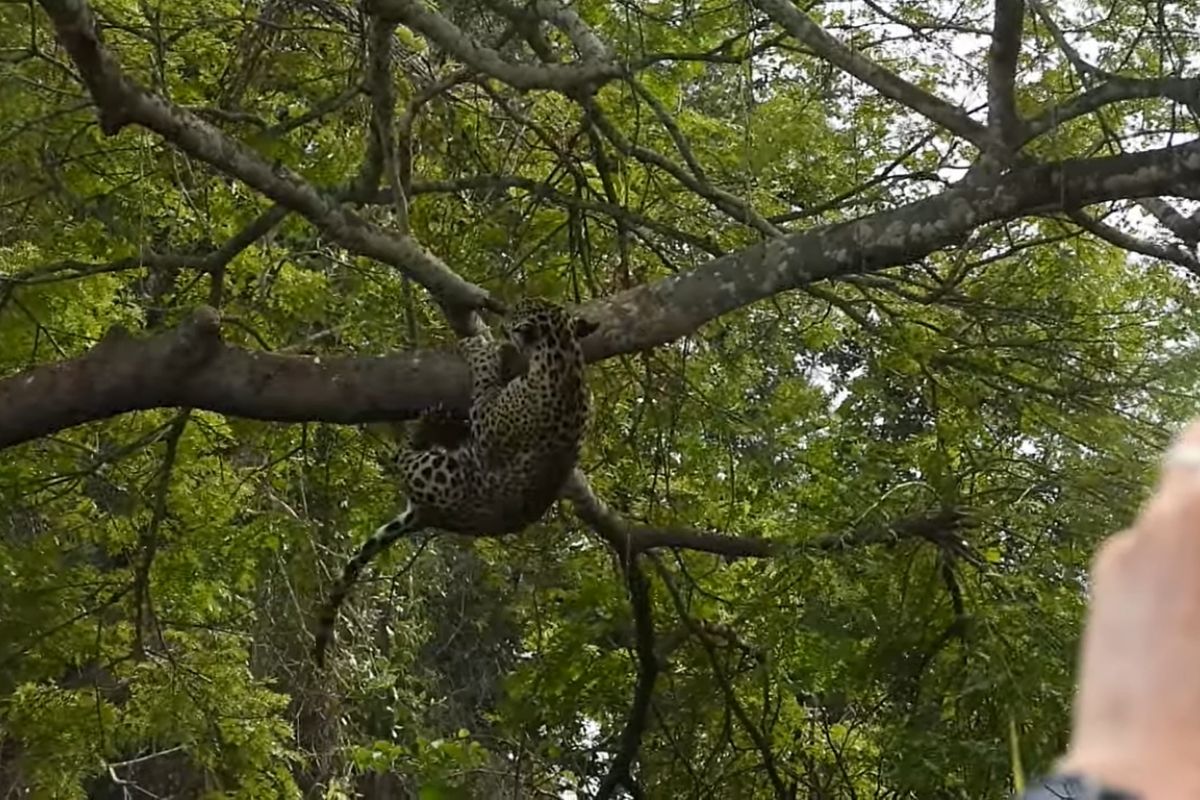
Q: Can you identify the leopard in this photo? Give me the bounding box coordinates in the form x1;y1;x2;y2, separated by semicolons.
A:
313;297;598;665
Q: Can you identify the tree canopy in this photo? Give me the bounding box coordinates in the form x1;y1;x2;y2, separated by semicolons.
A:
2;0;1200;797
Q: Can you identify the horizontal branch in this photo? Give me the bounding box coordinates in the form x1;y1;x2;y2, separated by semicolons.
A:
4;251;208;285
6;205;288;289
37;0;496;313
0;308;470;450
3;141;1200;448
563;469;971;559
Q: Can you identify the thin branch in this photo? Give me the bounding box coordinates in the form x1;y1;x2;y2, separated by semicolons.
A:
584;98;779;237
386;174;724;256
751;0;991;147
858;0;991;37
185;105;269;127
2;204;286;308
627;79;711;183
1026;0;1108;78
265;80;364;136
132;410;189;659
770;130;940;224
37;0;499;313
0;583;131;670
3;251;207;285
1067;208;1200;274
207;204;290;306
353;14;398;194
633;28;785;69
650;555;791;800
564;469;970;559
595;556;658;800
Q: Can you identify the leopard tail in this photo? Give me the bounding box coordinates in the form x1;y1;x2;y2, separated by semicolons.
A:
313;504;421;667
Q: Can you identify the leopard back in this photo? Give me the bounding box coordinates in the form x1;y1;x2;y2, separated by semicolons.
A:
474;298;594;465
398;297;596;535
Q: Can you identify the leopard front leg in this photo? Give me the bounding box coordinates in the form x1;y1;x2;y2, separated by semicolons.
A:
459;334;509;447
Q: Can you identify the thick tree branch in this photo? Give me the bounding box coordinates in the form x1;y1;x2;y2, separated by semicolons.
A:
0;308;219;448
367;0;622;93
578;140;1200;361
751;0;991;147
987;0;1024;147
37;0;498;313
0;307;470;450
4;143;1200;447
530;0;612;62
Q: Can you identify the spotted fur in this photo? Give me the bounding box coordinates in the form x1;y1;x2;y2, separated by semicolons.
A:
313;298;597;665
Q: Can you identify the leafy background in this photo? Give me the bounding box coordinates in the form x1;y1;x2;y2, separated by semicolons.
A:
2;0;1199;797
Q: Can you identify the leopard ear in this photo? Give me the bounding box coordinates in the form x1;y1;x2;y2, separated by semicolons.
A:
572;316;599;339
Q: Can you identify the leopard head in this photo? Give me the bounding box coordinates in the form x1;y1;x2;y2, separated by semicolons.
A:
504;297;599;351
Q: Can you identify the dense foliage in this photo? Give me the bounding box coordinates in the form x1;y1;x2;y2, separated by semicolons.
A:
2;0;1200;797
